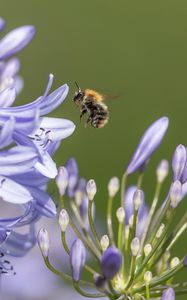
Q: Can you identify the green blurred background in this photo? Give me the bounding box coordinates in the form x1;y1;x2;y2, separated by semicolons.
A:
1;0;187;299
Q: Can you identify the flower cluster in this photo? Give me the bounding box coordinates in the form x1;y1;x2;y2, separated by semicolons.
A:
39;116;187;300
0;18;75;272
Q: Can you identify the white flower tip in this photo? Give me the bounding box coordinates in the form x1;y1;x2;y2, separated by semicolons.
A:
156;159;169;183
59;209;69;232
86;179;97;201
116;207;125;223
131;237;140;256
38;228;50;257
100;235;109;251
55;166;68;196
133;189;144;211
108;177;120;198
144;271;152;284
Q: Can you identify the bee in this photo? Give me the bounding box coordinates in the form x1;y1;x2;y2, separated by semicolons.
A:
73;82;109;128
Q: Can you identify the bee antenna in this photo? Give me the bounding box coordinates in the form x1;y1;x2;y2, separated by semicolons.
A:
75;81;81;91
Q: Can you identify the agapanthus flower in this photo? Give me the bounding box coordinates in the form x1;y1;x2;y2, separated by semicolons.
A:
0;18;75;261
39;116;187;300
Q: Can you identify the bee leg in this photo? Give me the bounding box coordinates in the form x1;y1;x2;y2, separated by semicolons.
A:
80;109;87;121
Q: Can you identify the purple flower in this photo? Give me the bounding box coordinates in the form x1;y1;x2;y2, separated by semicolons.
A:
127;117;169;174
161;288;175;300
70;239;86;282
100;246;122;279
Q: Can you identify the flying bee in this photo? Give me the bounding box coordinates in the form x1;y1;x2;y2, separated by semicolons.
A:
73;82;109;129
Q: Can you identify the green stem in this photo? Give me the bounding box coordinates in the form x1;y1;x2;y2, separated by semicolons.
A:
107;196;115;244
124;255;136;290
145;285;150;300
120;172;127;209
73;281;106;298
88;200;101;249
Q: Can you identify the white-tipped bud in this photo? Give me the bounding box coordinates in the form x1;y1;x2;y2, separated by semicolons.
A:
86;179;97;201
74;190;83;206
125;226;129;240
129;214;134;228
144;271;152;284
156;160;169;183
55;166;68;196
156;223;165;239
144;244;152;257
116;207;125;223
133;189;144;211
170;180;182;208
100;235;109;251
108;177;120;198
38;228;50;257
131;237;140;257
170;257;180;268
59;209;69;232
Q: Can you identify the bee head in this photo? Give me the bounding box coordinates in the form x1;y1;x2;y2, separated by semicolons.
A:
73;82;84;106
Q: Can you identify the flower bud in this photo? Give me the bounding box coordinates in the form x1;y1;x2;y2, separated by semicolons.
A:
59;209;69;232
144;244;152;257
131;237;140;257
170;180;182;208
38;228;50;257
65;158;78;198
144;271;152;284
170;257;180;268
86;179;97;201
133;189;144;211
172;144;186;182
108;177;119;197
94;274;107;292
156;159;169;183
116;207;125;223
100;247;122;279
127;117;169;174
70;239;86;282
55;166;68;196
161;288;175;300
156;223;165;239
129;214;134;228
100;235;109;251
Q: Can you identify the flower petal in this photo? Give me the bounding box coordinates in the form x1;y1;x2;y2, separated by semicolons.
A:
28;187;56;218
1;58;20;81
1;225;36;257
0;26;35;60
34;151;57;178
161;288;175;300
0;117;15;148
0;87;16;108
0;176;33;204
0;146;38;176
127;117;169;174
36;117;76;140
0;18;5;32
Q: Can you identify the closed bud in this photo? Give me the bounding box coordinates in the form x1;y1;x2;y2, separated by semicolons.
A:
74;190;83;206
38;228;50;257
156;159;169;183
144;271;152;284
86;179;97;201
100;235;109;251
144;244;152;257
131;237;140;257
108;177;120;198
133;189;144;211
116;207;125;223
70;239;86;282
161;288;175;300
170;180;182;208
172;144;186;182
170;257;180;268
100;247;122;279
59;209;69;232
94;274;107;292
156;223;165;239
55;166;68;196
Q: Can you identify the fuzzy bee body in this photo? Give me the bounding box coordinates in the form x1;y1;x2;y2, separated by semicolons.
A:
73;86;109;128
